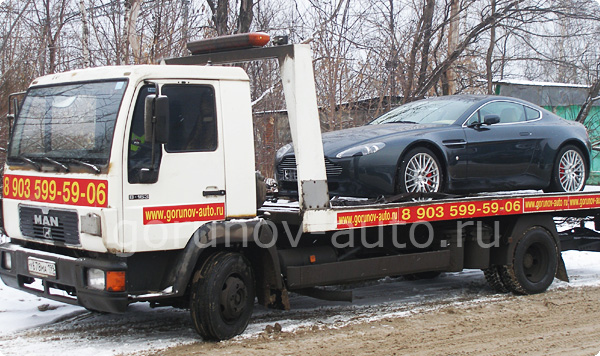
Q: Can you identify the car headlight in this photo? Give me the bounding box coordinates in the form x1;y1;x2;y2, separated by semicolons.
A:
336;142;386;159
275;143;293;161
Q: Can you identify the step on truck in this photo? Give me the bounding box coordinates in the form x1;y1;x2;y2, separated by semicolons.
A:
2;33;600;340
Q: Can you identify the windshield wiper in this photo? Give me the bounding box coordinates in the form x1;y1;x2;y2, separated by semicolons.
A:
68;159;101;174
16;156;41;171
385;120;419;124
41;157;70;172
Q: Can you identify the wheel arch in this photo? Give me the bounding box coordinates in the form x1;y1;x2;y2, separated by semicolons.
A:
491;214;567;282
394;140;449;191
557;139;591;177
166;219;285;308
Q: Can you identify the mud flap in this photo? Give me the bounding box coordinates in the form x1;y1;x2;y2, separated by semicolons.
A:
556;253;569;282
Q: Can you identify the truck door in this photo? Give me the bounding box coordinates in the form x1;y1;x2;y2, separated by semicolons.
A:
121;81;226;252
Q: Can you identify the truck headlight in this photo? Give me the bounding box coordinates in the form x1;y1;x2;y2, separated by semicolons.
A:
1;252;11;270
336;142;385;158
87;268;105;290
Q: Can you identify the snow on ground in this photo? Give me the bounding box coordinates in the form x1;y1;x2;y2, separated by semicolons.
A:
0;250;599;356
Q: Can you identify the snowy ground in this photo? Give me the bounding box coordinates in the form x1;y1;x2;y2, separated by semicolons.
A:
0;249;599;356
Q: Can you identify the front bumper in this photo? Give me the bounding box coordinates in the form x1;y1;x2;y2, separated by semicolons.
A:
0;242;128;313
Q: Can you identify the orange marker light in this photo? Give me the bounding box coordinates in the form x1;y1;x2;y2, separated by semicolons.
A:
187;32;271;55
106;271;126;292
309;255;316;263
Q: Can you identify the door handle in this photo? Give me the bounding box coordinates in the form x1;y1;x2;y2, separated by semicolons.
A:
203;190;226;196
519;132;532;136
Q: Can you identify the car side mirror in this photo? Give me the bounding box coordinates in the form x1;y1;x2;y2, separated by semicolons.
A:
144;95;170;144
483;114;500;125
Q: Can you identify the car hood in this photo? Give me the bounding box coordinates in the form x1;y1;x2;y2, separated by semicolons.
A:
319;123;444;156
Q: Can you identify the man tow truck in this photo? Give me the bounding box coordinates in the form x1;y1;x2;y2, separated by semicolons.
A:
1;33;600;340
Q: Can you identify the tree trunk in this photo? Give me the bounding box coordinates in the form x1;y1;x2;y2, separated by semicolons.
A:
79;0;90;67
417;0;435;92
207;0;229;35
236;0;253;34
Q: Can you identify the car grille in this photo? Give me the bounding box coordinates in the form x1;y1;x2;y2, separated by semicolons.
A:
277;156;343;182
19;206;80;245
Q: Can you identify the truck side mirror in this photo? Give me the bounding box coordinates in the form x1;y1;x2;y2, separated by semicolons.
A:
483;114;501;125
144;95;170;144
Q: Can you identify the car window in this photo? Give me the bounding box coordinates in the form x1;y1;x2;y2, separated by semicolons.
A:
478;101;526;124
369;98;476;125
525;106;541;120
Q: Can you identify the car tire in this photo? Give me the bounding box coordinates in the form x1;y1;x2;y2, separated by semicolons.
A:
396;147;443;194
546;145;587;193
190;251;255;341
497;227;558;295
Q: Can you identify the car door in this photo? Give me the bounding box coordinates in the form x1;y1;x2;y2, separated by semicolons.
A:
462;100;540;190
121;81;226;252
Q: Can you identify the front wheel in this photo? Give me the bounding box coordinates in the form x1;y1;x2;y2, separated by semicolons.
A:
546;145;587;192
396;147;443;194
190;251;255;341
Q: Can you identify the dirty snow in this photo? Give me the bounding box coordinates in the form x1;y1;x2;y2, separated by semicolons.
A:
0;250;599;356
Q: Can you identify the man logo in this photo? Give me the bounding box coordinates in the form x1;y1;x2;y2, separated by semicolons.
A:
43;227;52;239
33;215;59;227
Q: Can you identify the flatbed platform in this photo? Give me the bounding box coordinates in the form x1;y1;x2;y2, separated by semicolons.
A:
262;189;600;232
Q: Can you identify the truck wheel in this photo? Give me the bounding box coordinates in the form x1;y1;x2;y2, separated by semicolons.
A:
190;251;255;341
498;227;558;295
482;266;509;293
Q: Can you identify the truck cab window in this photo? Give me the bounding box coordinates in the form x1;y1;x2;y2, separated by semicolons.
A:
162;85;217;152
128;85;162;183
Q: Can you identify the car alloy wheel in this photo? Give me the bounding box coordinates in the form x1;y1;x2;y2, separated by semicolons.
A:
404;152;441;193
558;149;585;192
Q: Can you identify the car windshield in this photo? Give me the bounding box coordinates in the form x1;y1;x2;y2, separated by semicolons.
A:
8;80;127;166
369;98;476;125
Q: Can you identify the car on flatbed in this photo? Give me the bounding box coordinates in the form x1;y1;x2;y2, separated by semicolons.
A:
275;95;591;198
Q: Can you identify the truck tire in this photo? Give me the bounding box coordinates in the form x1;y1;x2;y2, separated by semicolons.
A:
482;266;510;293
190;251;255;341
497;227;558;295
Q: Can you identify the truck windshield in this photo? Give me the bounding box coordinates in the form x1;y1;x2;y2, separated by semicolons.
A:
8;80;127;167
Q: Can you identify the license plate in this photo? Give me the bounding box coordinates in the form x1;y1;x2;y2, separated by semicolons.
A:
282;168;297;181
28;257;56;278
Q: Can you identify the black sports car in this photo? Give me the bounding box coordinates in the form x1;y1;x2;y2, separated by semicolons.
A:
275;95;591;198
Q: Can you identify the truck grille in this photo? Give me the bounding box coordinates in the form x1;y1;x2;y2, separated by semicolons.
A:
277;156;343;182
19;206;80;245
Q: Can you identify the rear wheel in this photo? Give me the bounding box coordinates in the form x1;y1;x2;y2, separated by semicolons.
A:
190;251;255;341
482;266;510;293
546;145;587;192
497;227;558;295
397;147;443;194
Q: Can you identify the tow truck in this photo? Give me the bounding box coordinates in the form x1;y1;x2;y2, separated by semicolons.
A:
1;33;600;341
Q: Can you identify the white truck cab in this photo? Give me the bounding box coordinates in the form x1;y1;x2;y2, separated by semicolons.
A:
3;65;257;254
